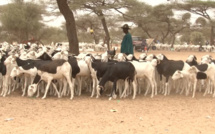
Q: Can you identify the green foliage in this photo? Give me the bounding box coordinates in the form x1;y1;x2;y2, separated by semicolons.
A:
75;13;124;44
173;0;215;45
38;26;67;45
152;4;174;21
75;14;104;43
180;34;191;44
75;14;101;32
0;1;44;42
195;17;207;26
190;31;205;45
0;0;214;46
182;13;191;21
130;27;147;39
186;0;215;8
109;28;122;44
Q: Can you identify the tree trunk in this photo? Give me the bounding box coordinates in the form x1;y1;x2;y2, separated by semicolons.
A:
210;26;214;46
171;34;176;48
161;38;165;44
99;13;110;50
56;0;79;55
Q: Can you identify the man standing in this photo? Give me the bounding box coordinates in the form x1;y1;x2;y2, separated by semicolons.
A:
120;24;134;55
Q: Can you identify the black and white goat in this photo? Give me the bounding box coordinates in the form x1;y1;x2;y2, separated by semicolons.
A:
156;53;190;96
97;62;137;100
84;55;117;98
27;60;74;99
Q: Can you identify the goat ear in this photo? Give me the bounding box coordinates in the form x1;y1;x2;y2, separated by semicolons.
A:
157;59;161;64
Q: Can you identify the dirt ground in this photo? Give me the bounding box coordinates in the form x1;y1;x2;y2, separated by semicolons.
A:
1;50;215;134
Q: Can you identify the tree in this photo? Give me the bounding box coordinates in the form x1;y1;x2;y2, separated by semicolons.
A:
169;13;191;47
57;0;79;55
150;4;175;44
190;31;205;45
180;32;191;44
76;13;123;46
0;1;44;42
75;14;102;44
37;26;67;44
120;1;153;38
69;0;129;50
174;1;215;45
122;2;188;45
195;17;207;27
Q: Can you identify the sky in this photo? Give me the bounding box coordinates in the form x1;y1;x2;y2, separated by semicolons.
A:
0;0;10;5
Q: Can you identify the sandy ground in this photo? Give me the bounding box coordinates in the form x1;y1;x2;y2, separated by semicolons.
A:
1;50;215;134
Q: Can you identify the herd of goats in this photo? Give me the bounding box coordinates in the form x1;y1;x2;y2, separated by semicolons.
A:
0;41;214;100
79;42;214;52
156;43;214;52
